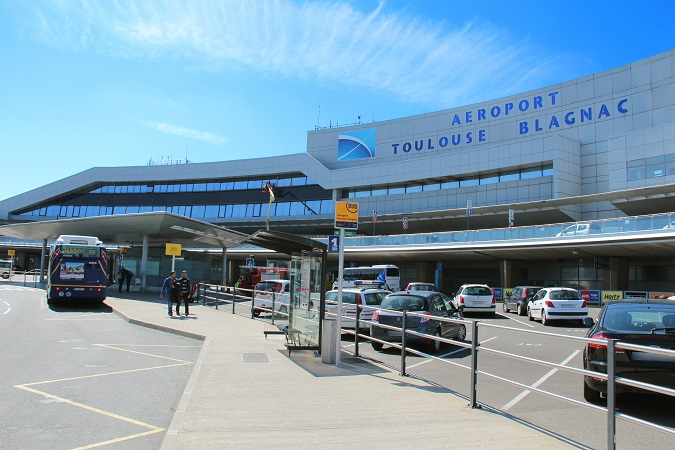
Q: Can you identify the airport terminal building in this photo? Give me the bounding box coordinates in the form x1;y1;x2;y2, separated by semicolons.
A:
1;49;674;292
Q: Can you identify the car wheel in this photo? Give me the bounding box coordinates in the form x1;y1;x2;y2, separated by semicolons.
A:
454;324;466;342
518;303;527;316
502;302;509;313
583;380;604;404
371;340;384;351
426;329;442;353
252;309;260;318
528;306;534;321
541;310;548;326
280;305;288;314
1;273;9;279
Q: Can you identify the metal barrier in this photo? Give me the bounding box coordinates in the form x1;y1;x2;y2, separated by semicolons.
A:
196;282;290;323
199;285;675;449
353;304;675;450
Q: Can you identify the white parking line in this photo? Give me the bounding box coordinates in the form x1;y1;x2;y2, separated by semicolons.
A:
501;349;580;411
496;312;535;328
407;336;498;369
2;300;10;315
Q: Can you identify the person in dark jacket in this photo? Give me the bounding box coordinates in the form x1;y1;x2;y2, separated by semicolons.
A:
124;268;134;292
176;270;191;316
160;271;177;316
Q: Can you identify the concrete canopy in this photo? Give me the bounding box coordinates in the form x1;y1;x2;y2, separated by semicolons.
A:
0;212;249;249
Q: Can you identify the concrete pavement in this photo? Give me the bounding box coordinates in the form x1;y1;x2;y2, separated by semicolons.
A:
105;292;577;449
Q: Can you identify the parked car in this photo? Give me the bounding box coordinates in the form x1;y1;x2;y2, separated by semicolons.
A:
556;223;602;237
452;284;495;316
406;282;438;292
582;299;675;404
252;279;291;317
503;285;544;316
371;291;466;352
324;287;389;331
528;287;587;325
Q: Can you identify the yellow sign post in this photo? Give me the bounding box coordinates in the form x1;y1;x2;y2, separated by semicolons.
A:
165;243;182;272
165;243;182;256
7;249;15;256
335;201;359;229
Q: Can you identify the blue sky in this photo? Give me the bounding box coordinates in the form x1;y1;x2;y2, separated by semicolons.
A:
1;0;673;201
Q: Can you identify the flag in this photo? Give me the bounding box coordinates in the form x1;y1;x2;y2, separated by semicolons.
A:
376;269;386;283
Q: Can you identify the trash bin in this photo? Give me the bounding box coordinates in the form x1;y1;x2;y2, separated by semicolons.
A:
321;318;337;364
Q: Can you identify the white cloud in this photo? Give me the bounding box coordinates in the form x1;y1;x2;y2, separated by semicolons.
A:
146;121;227;144
23;0;558;108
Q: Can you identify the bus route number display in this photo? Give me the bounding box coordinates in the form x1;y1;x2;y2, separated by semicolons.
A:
335;201;359;229
60;245;100;258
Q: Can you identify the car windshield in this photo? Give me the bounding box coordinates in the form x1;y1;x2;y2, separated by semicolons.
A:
604;306;675;332
255;282;283;293
549;290;582;300
410;284;435;291
381;295;426;311
525;288;543;299
463;286;492;296
363;292;388;305
325;292;358;305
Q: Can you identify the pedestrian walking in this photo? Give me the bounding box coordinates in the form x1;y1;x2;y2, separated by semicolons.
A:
124;268;134;292
117;267;127;293
160;271;177;316
176;270;191;316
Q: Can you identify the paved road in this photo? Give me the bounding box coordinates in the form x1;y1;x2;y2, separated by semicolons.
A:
0;285;202;449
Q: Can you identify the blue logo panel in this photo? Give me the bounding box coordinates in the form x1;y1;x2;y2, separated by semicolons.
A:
338;129;376;161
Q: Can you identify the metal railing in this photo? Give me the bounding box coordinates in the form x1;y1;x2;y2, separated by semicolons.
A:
195;282;675;449
344;304;675;450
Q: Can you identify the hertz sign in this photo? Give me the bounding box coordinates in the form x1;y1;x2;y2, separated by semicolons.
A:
335;201;359;230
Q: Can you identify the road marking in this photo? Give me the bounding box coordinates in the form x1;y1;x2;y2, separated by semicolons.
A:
407;336;498;369
501;350;580;411
2;300;9;315
14;343;195;448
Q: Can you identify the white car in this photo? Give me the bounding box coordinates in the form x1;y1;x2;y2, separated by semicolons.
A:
325;288;389;330
556;223;602;237
452;284;495;316
527;287;587;325
252;280;291;317
406;282;438;292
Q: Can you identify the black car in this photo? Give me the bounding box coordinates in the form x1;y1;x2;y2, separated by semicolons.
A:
582;299;675;404
503;286;543;316
370;291;466;353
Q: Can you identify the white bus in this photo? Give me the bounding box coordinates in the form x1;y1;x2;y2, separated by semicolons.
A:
332;265;400;291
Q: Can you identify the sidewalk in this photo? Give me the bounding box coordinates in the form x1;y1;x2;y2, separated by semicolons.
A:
105;292;575;449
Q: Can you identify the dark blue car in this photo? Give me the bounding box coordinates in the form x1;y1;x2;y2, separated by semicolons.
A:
370;291;466;352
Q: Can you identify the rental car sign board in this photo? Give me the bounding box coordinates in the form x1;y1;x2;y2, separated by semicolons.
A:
335;201;359;229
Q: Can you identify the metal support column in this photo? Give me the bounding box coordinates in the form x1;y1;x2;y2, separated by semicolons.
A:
221;246;228;286
40;239;47;283
140;234;149;292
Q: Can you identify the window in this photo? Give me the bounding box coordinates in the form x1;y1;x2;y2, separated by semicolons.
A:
441;180;459;189
406;185;422;193
232;204;246;217
521;168;542;179
423;183;440;191
460;178;479;187
276;202;290;216
354;189;370;198
192;205;205;218
193;183;207;191
277;178;292;187
291;176;307;186
500;171;519;182
480;174;499;185
248;179;263;189
388;187;405;195
233;180;248;190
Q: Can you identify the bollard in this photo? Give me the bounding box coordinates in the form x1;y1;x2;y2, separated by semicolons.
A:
354;305;361;357
469;320;480;408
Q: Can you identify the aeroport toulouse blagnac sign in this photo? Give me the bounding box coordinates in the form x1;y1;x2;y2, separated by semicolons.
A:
338;91;629;160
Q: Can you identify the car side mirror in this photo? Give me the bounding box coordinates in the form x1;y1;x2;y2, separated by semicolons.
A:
582;317;594;327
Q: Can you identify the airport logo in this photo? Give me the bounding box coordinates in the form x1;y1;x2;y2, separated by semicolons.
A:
338;129;376;161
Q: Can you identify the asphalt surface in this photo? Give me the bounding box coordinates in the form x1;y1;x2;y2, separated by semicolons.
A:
102;291;580;449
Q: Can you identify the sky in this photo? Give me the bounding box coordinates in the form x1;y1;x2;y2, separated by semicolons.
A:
1;0;674;201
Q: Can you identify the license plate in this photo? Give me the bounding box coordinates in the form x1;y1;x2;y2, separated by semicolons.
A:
74;288;85;291
561;303;575;308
